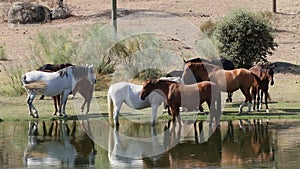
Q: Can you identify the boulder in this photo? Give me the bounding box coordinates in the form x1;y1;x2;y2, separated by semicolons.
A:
8;2;51;24
52;7;69;20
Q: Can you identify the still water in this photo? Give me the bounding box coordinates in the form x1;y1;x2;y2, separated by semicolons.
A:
0;118;299;168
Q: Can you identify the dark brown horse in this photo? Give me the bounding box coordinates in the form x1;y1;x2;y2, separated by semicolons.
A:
250;64;275;112
37;63;73;116
140;79;221;126
182;62;260;114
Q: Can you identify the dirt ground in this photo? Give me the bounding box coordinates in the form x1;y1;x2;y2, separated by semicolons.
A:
0;0;299;101
0;0;299;63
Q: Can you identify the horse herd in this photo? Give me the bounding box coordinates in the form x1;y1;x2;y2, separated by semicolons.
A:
21;57;275;127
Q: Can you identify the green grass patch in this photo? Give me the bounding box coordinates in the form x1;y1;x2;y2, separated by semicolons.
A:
0;90;299;122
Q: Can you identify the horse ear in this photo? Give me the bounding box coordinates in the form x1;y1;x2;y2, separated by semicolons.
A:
270;64;275;69
197;63;204;70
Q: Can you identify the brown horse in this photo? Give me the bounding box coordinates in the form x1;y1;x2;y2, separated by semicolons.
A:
37;63;73;116
182;62;259;114
139;79;221;126
183;57;235;102
249;64;275;112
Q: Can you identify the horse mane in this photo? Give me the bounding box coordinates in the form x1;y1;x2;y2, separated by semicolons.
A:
157;79;178;84
58;67;69;77
71;66;90;80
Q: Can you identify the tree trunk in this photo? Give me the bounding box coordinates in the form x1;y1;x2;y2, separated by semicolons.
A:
112;0;117;36
273;0;276;13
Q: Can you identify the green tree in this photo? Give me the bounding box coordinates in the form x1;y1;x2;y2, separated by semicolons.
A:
213;9;277;68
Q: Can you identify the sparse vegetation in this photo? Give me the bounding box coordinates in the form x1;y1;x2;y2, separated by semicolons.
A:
1;63;25;96
0;46;7;61
30;32;78;67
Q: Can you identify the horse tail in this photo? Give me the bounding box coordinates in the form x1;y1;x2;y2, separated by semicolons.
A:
23;81;47;89
107;90;114;122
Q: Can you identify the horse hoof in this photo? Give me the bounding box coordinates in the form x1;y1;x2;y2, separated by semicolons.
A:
266;109;270;113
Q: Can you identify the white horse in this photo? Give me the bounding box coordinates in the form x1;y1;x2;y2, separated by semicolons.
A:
21;65;96;118
107;77;183;126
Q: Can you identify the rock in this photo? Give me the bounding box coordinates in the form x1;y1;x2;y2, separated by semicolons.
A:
7;2;52;24
51;7;70;20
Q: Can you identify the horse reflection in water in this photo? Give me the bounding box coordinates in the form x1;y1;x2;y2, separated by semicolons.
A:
109;119;275;168
222;120;275;164
23;120;96;167
108;121;222;168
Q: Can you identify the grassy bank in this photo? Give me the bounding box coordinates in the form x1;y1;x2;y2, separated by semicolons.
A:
0;90;299;122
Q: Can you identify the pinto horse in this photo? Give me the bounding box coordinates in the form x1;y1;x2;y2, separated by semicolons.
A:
140;79;221;126
182;62;259;114
37;63;73;115
183;57;235;102
250;64;275;112
21;65;96;118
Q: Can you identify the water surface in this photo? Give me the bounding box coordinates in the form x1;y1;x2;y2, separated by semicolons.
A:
0;119;299;168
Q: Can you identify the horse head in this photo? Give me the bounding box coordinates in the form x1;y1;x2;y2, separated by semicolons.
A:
182;62;208;84
140;79;158;100
261;65;275;86
86;65;96;85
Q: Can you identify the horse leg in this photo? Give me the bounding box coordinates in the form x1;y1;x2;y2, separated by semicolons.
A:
251;87;257;111
85;98;92;114
206;99;214;128
113;102;122;126
239;88;252;114
226;92;233;102
52;96;58;116
260;89;264;110
151;105;159;126
60;91;69;117
264;90;269;113
170;105;180;125
81;100;87;113
257;88;261;111
27;94;38;118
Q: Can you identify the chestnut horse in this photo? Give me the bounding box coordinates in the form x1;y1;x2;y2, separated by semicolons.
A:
37;63;73;115
250;64;275;112
182;62;259;114
183;57;235;102
140;79;221;126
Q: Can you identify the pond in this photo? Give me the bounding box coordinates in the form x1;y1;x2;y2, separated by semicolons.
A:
0;118;300;168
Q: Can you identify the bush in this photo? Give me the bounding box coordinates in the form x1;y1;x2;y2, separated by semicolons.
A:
212;9;277;68
30;32;78;67
200;19;215;37
0;46;7;61
2;63;25;96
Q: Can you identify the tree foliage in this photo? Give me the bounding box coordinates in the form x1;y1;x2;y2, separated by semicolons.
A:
213;9;277;68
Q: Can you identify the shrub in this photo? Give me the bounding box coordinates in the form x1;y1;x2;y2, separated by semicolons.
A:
200;19;215;37
30;32;78;67
212;9;277;68
1;63;25;96
0;46;7;61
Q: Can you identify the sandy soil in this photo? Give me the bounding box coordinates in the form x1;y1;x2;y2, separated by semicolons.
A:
0;0;299;101
0;0;299;63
